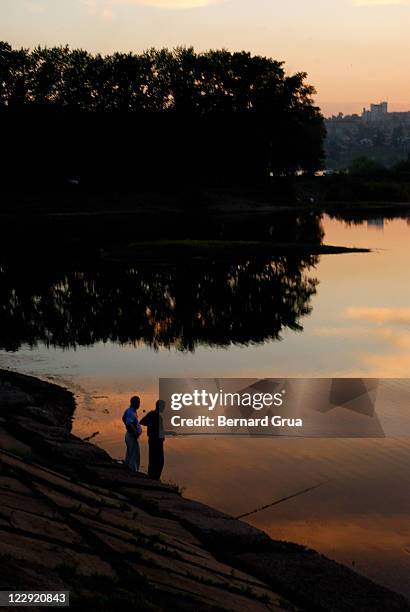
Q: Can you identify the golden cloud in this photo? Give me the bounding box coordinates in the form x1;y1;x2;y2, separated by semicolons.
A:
345;307;410;325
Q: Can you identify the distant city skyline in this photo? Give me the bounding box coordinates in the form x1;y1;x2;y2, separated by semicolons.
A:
1;0;410;117
326;101;410;118
328;100;410;117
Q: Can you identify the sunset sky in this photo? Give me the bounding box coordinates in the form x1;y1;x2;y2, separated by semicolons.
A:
1;0;409;116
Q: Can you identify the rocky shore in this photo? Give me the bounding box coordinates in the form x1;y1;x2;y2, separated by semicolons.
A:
1;369;409;612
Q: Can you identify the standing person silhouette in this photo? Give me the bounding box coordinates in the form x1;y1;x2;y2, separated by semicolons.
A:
140;400;165;480
122;396;142;472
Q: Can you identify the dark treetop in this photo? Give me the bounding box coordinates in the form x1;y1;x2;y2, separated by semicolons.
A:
0;43;325;186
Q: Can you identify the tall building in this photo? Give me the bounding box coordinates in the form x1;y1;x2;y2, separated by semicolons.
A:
362;101;388;122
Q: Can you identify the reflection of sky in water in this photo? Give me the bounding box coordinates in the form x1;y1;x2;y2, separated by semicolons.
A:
2;216;410;598
5;216;410;379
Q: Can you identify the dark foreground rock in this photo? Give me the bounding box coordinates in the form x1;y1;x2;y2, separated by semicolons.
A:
1;369;409;612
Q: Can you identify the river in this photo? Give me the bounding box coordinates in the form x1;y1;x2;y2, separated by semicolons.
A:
1;214;410;598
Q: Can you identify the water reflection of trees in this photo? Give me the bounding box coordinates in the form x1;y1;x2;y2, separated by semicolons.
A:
327;212;410;226
0;257;318;352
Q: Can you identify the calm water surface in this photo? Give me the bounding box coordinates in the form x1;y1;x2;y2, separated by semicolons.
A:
2;215;410;598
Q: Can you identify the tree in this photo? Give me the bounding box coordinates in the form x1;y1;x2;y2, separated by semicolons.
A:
0;42;326;183
348;156;386;177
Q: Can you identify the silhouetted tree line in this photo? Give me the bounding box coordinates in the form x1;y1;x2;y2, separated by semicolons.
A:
323;155;410;203
0;43;325;187
347;155;410;179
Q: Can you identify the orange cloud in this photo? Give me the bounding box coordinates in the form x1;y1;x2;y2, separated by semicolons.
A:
345;307;410;325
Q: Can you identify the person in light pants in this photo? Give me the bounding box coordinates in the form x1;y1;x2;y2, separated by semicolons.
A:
122;396;142;472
